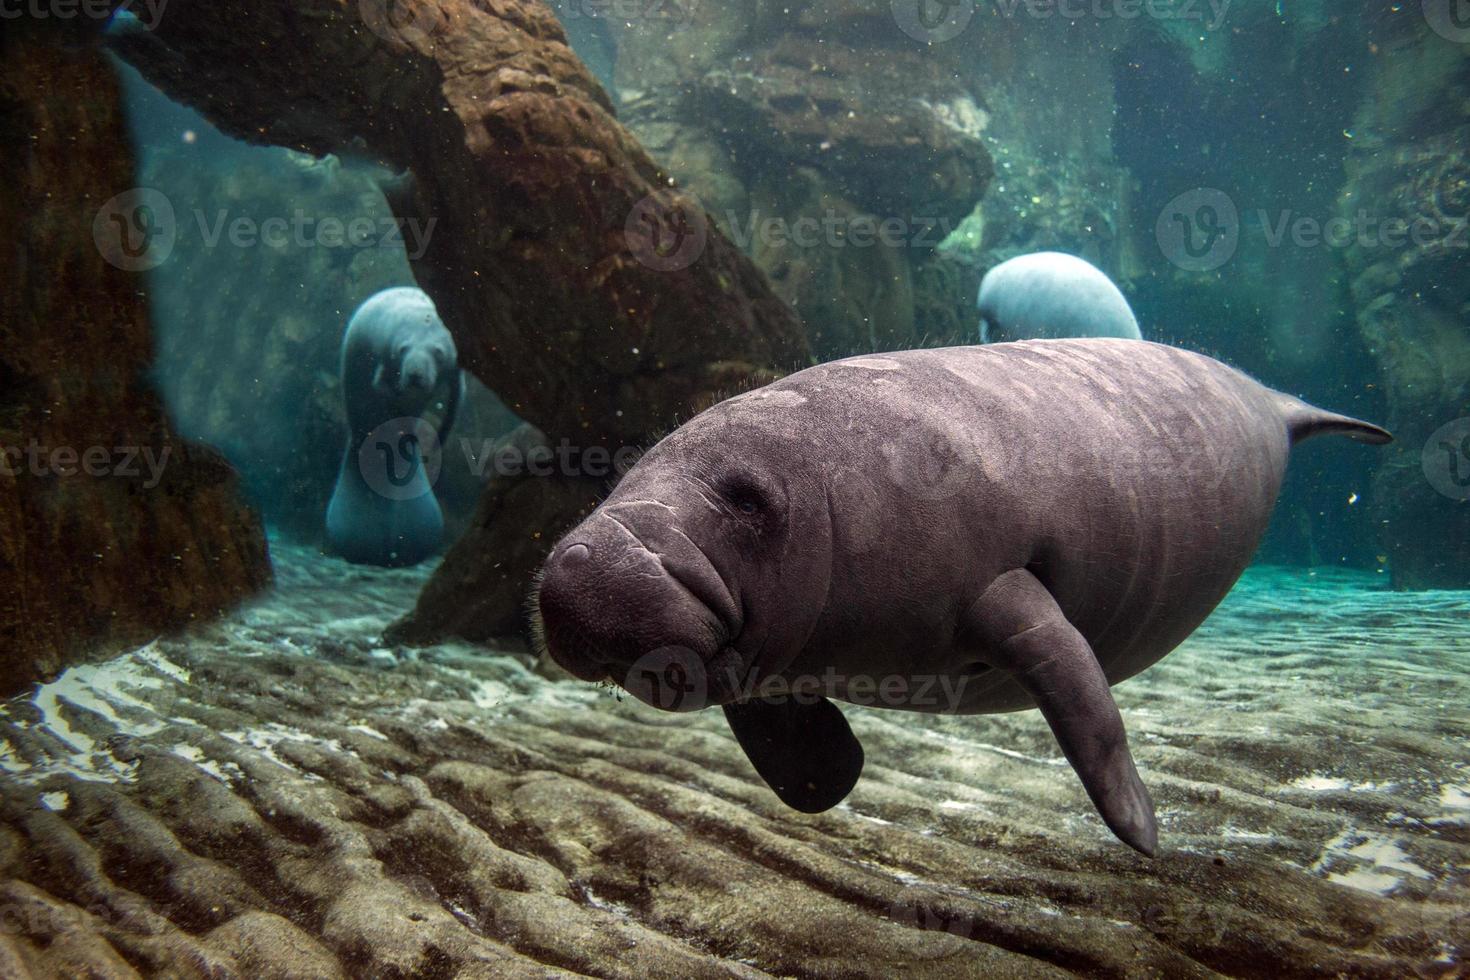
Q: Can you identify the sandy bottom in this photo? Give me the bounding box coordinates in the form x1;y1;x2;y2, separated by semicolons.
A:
0;541;1465;977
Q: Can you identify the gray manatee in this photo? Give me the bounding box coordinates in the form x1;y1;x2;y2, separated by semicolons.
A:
326;287;463;567
978;251;1143;343
533;339;1390;854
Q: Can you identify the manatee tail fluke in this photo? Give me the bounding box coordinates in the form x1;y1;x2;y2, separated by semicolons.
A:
1273;392;1393;447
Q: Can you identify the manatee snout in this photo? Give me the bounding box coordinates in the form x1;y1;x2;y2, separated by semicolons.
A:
536;505;744;707
397;347;440;394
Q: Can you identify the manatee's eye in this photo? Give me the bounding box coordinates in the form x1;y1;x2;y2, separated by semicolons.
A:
720;478;766;517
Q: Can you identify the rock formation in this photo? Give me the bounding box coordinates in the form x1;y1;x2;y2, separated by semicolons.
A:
0;24;271;696
111;0;811;639
1337;18;1470;588
135;137;518;544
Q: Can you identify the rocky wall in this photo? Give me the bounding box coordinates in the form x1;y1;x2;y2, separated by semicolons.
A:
0;27;271;696
133;130;519;544
111;0;812;641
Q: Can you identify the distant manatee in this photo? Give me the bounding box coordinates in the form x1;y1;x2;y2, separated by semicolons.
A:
977;251;1142;344
326;287;463;567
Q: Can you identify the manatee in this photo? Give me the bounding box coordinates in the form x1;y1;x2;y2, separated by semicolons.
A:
326;287;463;567
978;251;1143;343
533;339;1391;854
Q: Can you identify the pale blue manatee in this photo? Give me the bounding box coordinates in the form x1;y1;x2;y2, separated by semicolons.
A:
978;251;1143;343
326;287;463;567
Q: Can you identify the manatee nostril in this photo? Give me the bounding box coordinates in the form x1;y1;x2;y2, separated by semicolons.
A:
562;542;592;564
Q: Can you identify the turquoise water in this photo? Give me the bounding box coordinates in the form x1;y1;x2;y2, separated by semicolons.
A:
3;1;1468;975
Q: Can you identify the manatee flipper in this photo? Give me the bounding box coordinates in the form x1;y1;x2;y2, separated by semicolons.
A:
724;697;864;813
965;569;1158;856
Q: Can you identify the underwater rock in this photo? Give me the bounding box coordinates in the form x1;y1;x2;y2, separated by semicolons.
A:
936;145;1126;286
112;0;811;641
700;36;993;231
1337;27;1470;588
0;30;271;697
0;544;1465;976
136;142;518;546
745;168;919;358
112;0;809;450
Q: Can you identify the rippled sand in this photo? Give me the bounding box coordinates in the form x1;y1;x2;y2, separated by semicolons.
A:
1;542;1465;977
